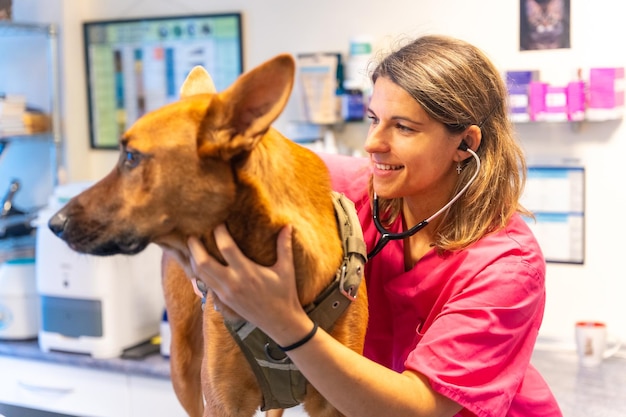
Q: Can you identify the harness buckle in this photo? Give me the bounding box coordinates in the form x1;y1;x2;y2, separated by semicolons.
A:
338;261;358;302
263;342;290;364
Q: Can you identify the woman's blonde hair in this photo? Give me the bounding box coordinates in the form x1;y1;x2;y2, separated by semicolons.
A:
370;34;531;252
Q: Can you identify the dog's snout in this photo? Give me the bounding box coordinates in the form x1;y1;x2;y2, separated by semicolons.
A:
48;211;69;238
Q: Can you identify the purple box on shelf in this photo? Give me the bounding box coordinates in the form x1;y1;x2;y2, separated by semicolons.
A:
528;81;547;121
567;81;585;121
587;67;624;120
506;70;540;122
508;84;530;122
506;70;540;86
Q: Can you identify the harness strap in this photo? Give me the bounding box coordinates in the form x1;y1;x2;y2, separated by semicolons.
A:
224;191;367;411
225;321;306;410
330;191;367;302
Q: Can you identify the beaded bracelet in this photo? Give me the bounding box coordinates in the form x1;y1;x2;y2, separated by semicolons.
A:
277;322;319;352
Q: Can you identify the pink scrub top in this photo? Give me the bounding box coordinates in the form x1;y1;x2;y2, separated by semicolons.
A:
320;152;562;417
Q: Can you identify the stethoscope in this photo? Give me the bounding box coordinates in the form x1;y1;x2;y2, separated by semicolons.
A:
367;143;481;259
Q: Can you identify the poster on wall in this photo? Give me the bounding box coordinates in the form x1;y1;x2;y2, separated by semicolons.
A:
520;0;571;51
83;13;243;149
0;0;11;20
520;166;585;264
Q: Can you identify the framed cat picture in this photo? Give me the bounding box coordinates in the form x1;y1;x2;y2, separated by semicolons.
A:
0;0;11;20
520;0;571;51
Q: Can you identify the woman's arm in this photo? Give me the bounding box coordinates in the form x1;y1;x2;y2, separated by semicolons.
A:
188;225;462;417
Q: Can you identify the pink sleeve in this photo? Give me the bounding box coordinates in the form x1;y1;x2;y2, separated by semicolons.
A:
406;262;547;417
317;152;370;202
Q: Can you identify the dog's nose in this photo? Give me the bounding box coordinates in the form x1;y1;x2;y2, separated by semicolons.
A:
48;212;69;238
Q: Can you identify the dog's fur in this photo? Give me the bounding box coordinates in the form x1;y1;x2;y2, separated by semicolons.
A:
48;54;368;417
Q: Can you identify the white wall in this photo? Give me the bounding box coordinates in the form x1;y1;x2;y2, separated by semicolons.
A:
12;0;626;345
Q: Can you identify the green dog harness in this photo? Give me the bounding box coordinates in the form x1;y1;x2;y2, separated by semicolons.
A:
223;191;367;411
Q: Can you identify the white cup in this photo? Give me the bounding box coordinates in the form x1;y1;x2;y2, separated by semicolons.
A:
575;321;621;366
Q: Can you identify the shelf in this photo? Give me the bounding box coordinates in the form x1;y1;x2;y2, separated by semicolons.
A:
0;132;54;141
512;116;623;124
0;21;63;188
0;21;56;37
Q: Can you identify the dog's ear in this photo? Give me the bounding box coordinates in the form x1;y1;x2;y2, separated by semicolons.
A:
180;66;217;98
227;54;295;134
200;54;295;160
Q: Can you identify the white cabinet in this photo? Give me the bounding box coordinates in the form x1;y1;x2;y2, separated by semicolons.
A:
0;356;186;417
0;356;130;416
128;375;186;416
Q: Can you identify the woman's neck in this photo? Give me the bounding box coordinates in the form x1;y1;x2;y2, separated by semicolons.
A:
401;209;437;271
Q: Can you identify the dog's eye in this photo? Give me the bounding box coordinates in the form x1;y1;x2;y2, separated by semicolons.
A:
124;151;140;168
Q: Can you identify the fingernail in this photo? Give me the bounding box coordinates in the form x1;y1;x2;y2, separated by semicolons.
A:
196;278;207;293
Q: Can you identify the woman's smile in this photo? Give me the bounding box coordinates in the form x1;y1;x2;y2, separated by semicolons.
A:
374;162;404;171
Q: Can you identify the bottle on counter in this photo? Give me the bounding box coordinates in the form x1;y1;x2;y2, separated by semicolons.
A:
341;80;366;122
160;309;171;357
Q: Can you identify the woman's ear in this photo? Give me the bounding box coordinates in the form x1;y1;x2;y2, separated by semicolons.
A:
455;125;482;161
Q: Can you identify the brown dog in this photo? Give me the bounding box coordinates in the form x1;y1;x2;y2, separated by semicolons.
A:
47;54;368;417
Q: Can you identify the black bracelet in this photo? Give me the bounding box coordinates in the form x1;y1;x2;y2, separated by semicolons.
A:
277;322;319;352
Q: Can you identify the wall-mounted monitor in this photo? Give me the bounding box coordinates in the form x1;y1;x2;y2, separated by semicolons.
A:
83;13;243;149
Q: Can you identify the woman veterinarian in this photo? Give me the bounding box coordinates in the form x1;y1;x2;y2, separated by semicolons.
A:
188;34;563;417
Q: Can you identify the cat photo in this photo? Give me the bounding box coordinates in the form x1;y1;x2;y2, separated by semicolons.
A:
520;0;571;50
0;0;11;20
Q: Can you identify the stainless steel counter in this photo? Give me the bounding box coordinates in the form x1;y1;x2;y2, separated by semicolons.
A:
0;338;171;379
1;340;625;415
531;348;626;417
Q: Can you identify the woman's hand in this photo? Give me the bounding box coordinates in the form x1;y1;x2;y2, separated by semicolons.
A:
187;224;312;344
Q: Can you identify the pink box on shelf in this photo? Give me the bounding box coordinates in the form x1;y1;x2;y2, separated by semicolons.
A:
587;67;624;120
544;85;568;121
528;81;547;121
567;81;586;121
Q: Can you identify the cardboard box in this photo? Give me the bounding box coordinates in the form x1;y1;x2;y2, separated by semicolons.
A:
586;67;624;120
544;85;568;122
567;81;586;122
528;81;547;121
506;70;540;122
